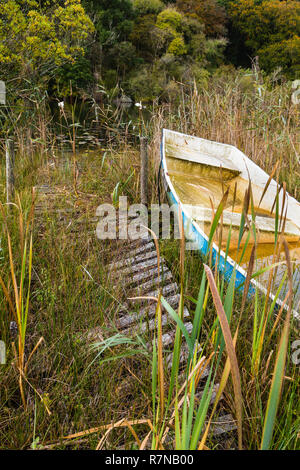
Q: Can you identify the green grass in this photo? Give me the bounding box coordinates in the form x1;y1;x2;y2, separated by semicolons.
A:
0;148;153;450
0;72;299;450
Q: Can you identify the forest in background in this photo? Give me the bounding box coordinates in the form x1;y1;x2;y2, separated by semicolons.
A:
0;0;299;115
0;1;299;451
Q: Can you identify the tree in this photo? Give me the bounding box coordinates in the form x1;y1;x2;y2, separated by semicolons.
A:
0;0;94;77
156;8;183;33
228;0;300;75
130;14;163;61
82;0;136;83
132;0;164;15
181;14;205;60
107;41;138;78
176;0;227;37
83;0;135;43
156;7;187;56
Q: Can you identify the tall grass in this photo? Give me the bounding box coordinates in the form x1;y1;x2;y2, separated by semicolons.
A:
143;74;298;449
148;179;297;450
149;70;299;201
0;193;46;410
0;68;298;450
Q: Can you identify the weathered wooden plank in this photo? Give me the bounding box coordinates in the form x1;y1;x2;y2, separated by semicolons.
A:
33;185;62;195
160;321;193;348
117;294;189;328
195;383;221;406
129;270;173;296
166;342;209;376
101;213;237;444
121;307;190;336
129;282;178;305
209;414;237;436
122;241;155;257
114;264;172;289
109;256;161;278
118;283;178;314
107;249;157;271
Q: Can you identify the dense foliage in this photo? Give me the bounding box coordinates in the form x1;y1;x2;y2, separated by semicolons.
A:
0;0;299;109
0;0;94;77
229;0;300;76
0;1;299;452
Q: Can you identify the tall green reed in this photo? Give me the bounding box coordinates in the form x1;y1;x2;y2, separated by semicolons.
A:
149;179;295;450
0;193;46;411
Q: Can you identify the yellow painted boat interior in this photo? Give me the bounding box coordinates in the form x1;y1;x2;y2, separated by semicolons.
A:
165;154;300;264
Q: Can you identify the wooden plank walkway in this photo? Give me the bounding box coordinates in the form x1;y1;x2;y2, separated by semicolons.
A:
34;184;237;448
101;226;237;446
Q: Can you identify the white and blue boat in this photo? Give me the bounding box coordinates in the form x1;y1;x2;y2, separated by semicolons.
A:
161;129;300;320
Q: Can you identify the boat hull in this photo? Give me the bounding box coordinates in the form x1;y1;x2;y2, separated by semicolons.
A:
161;129;300;320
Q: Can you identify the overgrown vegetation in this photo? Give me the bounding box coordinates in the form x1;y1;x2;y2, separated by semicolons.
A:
0;0;299;452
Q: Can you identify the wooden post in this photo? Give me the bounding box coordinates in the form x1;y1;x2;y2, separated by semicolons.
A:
140;136;148;206
6;139;15;204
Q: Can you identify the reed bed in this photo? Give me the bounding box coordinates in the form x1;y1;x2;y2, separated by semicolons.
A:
0;70;299;450
148;71;299;201
148;181;299;450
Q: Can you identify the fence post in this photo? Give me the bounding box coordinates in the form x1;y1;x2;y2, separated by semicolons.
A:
140;136;148;207
6;139;15;205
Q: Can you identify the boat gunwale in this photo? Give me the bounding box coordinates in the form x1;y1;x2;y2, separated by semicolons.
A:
161;128;300;321
163;128;300;230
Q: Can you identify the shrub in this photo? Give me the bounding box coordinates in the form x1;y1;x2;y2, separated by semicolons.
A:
133;0;164;15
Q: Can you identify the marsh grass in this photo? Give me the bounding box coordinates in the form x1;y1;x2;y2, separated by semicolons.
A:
156;185;299;449
149;71;299;201
0;147;152;449
0;196;36;409
0;70;299;450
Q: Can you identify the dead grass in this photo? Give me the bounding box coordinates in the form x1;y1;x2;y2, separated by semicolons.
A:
0;70;299;450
